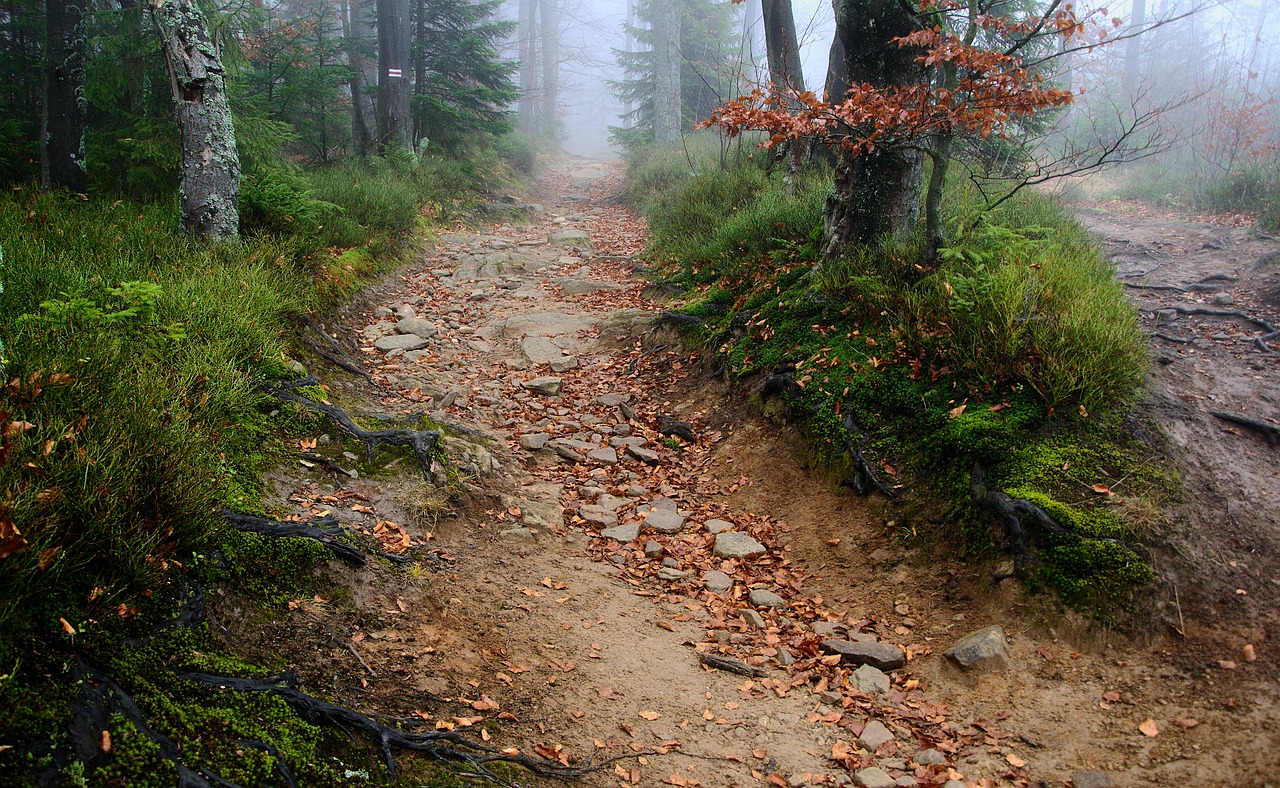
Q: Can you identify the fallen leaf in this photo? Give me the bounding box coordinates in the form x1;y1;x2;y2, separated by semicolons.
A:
639;710;661;720
948;403;967;419
100;730;112;753
1006;753;1026;768
1217;660;1237;670
1243;644;1257;662
1173;718;1200;729
1139;718;1159;737
1091;484;1116;496
59;617;75;635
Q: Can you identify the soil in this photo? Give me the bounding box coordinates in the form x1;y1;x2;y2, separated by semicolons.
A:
226;163;1280;787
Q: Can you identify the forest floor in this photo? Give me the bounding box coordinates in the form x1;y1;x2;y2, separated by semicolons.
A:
230;160;1280;788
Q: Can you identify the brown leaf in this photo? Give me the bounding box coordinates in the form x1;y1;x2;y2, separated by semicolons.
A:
1006;753;1026;768
100;730;112;753
59;617;75;635
1242;644;1257;662
1139;718;1159;737
1091;484;1116;496
639;710;661;720
948;403;967;419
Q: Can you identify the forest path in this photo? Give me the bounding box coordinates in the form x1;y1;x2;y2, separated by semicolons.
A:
254;164;1278;788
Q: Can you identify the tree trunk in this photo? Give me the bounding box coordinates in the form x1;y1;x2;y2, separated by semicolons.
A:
743;0;767;84
762;0;808;170
412;0;426;145
538;0;559;139
343;0;377;158
517;0;537;134
1124;0;1146;97
823;18;846;104
42;0;87;192
652;0;681;143
376;0;411;153
923;1;978;258
823;0;924;255
150;0;240;241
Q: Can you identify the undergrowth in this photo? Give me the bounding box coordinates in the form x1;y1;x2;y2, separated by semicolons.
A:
0;136;536;785
637;143;1168;615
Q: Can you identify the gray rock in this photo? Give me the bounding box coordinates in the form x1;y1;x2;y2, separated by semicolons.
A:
519;433;549;451
1211;292;1236;306
374;334;431;352
714;532;766;559
811;621;847;638
626;446;660;465
703;518;734;534
596;393;630;407
287;359;307;375
643;540;664;558
1072;772;1116;788
579;505;616;527
858;720;895;751
597;494;632;512
854;767;896;788
657;567;689;582
912;749;946;767
600;522;639;542
549;229;592;247
852;664;891;695
702;570;733;594
945;625;1011;671
556;277;624;295
549;356;579;372
819;639;907;671
660;557;679;568
498;527;535;540
395;317;438;339
587;447;619;465
521;376;563;396
748;589;786;610
943;782;967;788
394;304;416;319
518;501;562;530
775;647;795;667
894;778;917;788
741;609;767;629
644;509;685;534
646;497;678;512
521;336;562;364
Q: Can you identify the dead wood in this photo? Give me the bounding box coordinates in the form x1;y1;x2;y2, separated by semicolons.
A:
657;415;697;443
261;376;439;478
296;452;355;478
179;671;604;786
1169;305;1276;334
294;314;375;384
1209;410;1280;445
697;652;769;678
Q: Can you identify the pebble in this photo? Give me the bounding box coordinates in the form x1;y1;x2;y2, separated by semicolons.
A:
852;664;891;695
702;570;733;594
912;748;946;766
1211;292;1235;305
713;532;766;559
703;518;734;534
775;647;795;666
644;509;685;534
521;377;563;396
854;766;896;788
600;522;639;542
741;609;767;629
858;720;895;751
657;567;689;581
519;433;549;450
626;445;661;464
748;589;786;610
643;540;664;558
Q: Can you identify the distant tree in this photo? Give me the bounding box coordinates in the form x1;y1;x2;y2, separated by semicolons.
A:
410;0;518;147
611;0;744;146
150;0;241;240
342;0;378;157
0;0;44;183
42;1;88;192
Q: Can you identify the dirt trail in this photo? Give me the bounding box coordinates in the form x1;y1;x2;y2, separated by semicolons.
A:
248;165;1279;788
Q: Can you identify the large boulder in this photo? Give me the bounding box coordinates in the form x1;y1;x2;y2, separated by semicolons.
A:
945;625;1011;671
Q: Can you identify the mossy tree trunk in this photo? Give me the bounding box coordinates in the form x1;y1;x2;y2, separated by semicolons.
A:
42;1;88;192
150;0;240;241
823;0;924;257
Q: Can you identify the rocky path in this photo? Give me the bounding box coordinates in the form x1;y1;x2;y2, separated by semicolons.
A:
253;165;1280;788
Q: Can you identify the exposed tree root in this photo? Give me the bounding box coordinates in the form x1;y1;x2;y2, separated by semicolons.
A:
1124;282;1186;293
294;314;376;384
1168;305;1276;334
970;465;1073;576
655;310;704;329
296;451;355;478
1151;331;1195;344
68;663;238;788
179;671;608;786
657;415;697;443
261;376;439;479
223;511;370;566
1210;410;1280;445
697;652;769;678
839;413;897;499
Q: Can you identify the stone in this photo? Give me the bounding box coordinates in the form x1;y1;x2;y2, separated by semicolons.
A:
395;317;438;339
1072;772;1116;788
945;625;1011;671
714;532;766;559
854;767;896;788
626;446;661;465
858;720;896;751
549;356;579;372
643;540;664;558
549;229;592;247
644;509;685;534
894;779;917;787
703;518;734;534
819;639;907;671
943;782;967;788
661;557;679;568
657;567;689;582
1211;292;1236;306
811;621;847;638
749;589;786;610
374;334;431;352
596;393;630;407
394;304;416;319
579;505;616;528
600;522;639;542
521;336;563;364
702;570;733;594
498;527;535;540
287;359;307;375
556;277;624;295
912;749;946;767
518;502;562;530
587;447;619;465
775;647;795;666
741;609;767;629
519;433;549;451
521;377;563;396
852;664;892;696
597;494;631;512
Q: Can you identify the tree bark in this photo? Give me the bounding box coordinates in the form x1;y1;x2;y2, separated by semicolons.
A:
652;0;681;143
150;0;240;241
1124;0;1146;97
376;0;412;153
762;0;808;170
823;0;925;255
42;0;88;192
342;0;377;158
538;0;559;139
517;0;537;134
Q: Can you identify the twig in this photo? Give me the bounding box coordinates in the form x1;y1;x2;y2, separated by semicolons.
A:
697;653;769;678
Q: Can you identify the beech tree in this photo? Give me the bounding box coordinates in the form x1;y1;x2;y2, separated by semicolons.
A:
150;0;240;240
377;0;412;152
